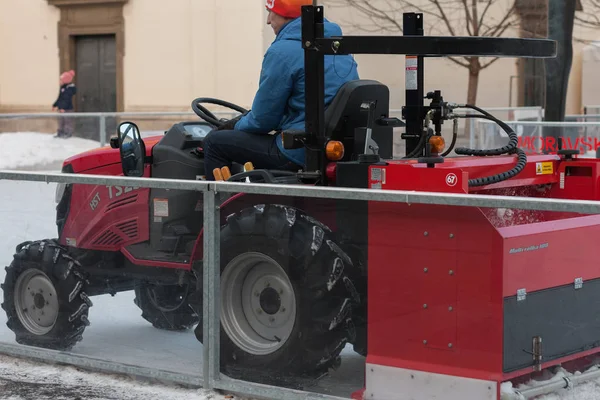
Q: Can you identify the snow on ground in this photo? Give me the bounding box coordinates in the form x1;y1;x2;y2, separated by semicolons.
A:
0;354;243;400
1;132;600;399
0;132;101;170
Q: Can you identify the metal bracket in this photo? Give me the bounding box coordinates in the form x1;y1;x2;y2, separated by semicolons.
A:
532;336;543;372
575;277;583;290
361;101;379;155
517;288;527;301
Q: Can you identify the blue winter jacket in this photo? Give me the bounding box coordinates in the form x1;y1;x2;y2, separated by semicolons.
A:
234;17;359;167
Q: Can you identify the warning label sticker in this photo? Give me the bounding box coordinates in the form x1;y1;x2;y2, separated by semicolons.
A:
154;198;169;217
535;162;553;175
406;56;418;90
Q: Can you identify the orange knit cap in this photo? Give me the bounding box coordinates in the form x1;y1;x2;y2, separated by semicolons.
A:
266;0;313;19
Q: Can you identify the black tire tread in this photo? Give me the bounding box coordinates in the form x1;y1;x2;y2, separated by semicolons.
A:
133;281;199;331
1;239;92;351
194;204;360;383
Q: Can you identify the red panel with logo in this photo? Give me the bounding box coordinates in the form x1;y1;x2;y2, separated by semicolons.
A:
368;154;561;193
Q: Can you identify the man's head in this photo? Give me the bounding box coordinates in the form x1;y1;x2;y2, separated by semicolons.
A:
266;0;313;34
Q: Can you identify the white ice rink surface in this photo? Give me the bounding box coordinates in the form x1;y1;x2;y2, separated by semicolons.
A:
0;132;599;399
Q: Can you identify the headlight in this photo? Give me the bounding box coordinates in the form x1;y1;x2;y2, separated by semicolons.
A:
55;183;66;204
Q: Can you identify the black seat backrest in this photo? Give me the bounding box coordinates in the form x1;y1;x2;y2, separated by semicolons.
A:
324;79;393;160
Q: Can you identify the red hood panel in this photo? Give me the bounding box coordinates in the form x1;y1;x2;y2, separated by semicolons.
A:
63;135;163;173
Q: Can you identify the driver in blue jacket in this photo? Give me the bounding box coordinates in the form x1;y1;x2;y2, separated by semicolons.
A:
202;0;359;180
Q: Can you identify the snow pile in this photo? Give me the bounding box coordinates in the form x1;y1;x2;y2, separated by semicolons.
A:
0;132;101;170
0;354;248;400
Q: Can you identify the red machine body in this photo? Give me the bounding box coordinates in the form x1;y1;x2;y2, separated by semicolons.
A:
361;154;600;399
59;135;600;399
58;136;338;268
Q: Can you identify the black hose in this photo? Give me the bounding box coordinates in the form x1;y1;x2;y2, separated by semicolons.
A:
441;126;457;157
453;114;518;156
468;147;528;187
403;129;428;159
451;104;527;187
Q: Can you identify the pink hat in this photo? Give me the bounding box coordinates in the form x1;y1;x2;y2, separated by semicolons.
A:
60;70;75;84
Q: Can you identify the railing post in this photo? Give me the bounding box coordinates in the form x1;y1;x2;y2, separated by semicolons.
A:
203;187;221;389
469;118;475;148
99;114;107;147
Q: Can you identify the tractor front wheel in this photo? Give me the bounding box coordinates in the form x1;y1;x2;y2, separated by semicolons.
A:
134;281;199;331
1;239;92;351
195;204;360;383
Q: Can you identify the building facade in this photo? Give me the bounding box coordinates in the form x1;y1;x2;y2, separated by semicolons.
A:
0;0;599;119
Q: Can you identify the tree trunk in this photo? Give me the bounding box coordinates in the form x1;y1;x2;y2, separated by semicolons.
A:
467;57;481;105
465;57;481;137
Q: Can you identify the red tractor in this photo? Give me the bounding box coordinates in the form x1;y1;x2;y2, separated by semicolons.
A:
3;5;600;399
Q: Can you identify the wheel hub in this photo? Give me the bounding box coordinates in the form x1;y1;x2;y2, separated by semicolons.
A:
221;252;297;356
259;287;281;315
33;293;46;309
14;269;59;335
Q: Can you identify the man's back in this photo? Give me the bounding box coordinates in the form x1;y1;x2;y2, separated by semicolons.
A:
235;16;359;166
202;2;360;179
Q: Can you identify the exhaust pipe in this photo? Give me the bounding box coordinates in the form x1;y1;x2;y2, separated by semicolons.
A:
502;366;600;399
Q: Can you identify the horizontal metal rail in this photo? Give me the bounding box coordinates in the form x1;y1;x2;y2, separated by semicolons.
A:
0;342;203;388
0;108;539;119
477;120;600;127
0;170;211;192
215;374;351;400
1;170;600;214
0;111;235;118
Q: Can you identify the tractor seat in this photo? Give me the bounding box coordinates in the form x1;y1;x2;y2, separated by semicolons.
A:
282;79;395;161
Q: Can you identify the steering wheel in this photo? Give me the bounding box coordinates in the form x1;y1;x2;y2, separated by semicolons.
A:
191;98;249;128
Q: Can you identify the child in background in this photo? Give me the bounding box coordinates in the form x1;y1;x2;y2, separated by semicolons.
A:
53;70;77;138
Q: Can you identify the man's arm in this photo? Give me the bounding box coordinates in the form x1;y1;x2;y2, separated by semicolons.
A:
234;48;294;133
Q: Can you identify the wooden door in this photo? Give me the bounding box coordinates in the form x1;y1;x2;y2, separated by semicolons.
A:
75;34;117;141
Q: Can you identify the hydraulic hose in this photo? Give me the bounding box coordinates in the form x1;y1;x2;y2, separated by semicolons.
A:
453;111;518;156
450;104;527;187
403;132;427;159
468;146;527;187
403;110;435;159
441;118;458;157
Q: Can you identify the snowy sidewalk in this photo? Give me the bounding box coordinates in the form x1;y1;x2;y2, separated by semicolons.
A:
0;354;244;400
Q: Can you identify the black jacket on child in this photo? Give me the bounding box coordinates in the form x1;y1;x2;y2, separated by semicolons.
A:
53;83;77;110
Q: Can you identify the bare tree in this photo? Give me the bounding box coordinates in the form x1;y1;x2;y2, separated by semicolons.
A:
573;0;600;40
327;0;520;106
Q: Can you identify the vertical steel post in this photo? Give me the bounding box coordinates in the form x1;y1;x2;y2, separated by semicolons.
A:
402;13;425;157
100;115;107;147
203;188;221;388
544;0;576;152
302;5;326;181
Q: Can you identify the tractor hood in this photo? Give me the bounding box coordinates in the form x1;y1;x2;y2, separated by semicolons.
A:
62;135;163;173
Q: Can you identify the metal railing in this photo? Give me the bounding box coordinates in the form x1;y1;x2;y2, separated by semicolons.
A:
1;107;546;149
1;169;600;400
0;111;240;147
473;119;600;155
466;107;544;149
584;105;600;115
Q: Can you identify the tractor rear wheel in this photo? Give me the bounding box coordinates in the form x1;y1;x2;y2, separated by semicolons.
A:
1;239;92;351
133;281;199;331
194;204;360;383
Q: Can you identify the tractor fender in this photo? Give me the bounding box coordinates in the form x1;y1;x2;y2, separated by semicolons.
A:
190;192;339;262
